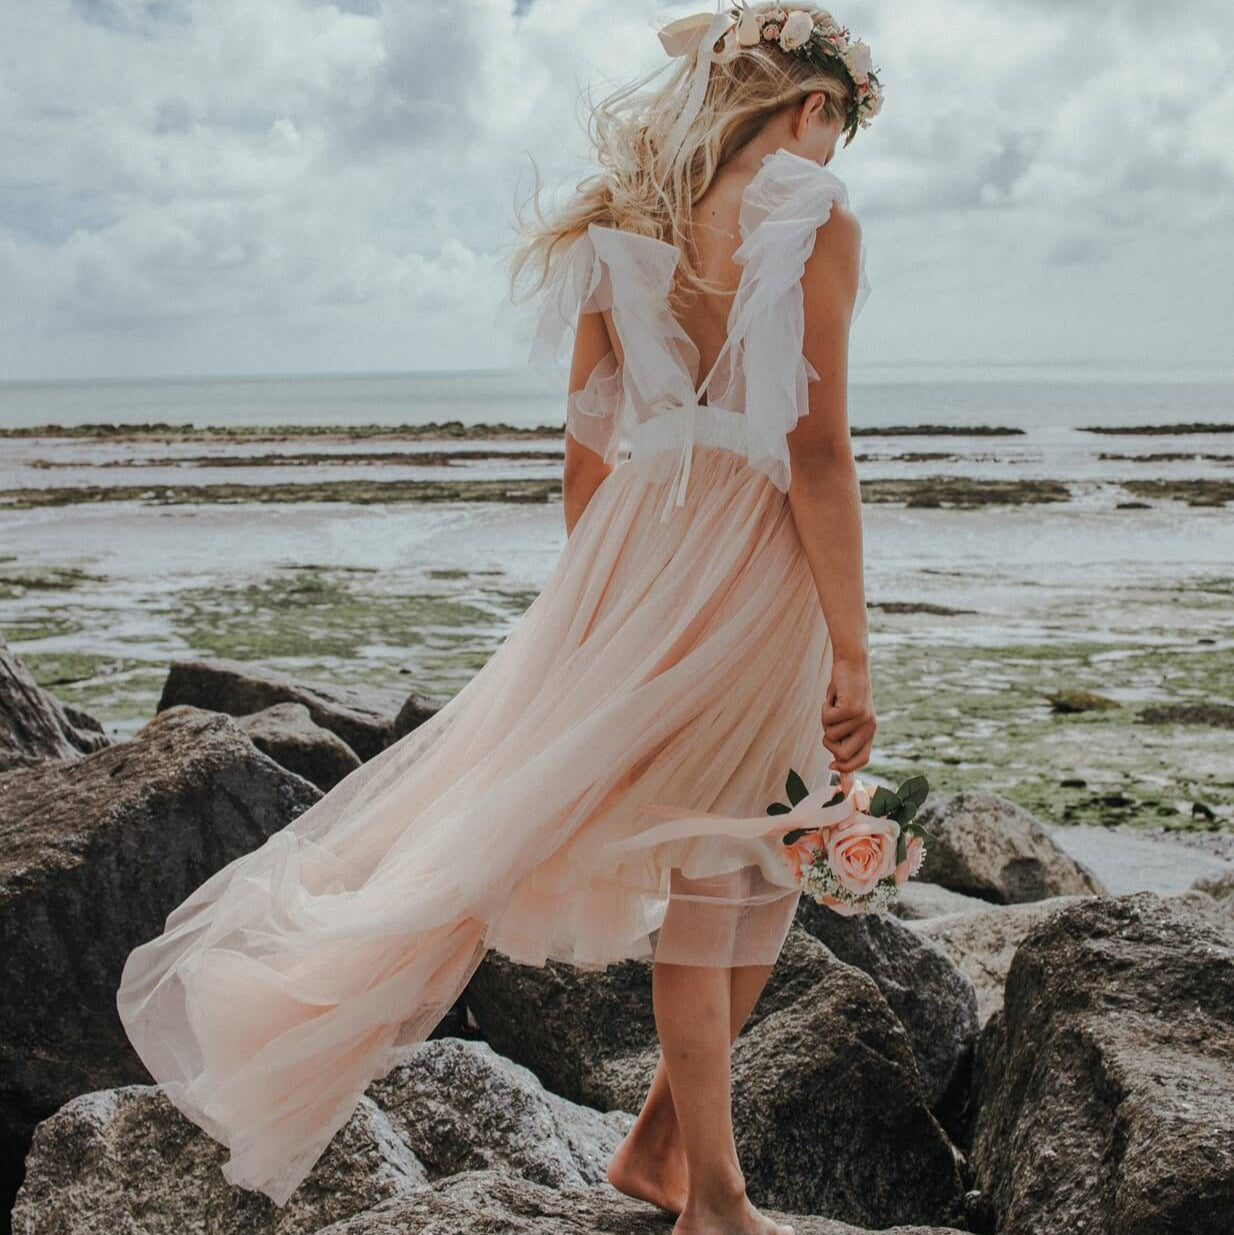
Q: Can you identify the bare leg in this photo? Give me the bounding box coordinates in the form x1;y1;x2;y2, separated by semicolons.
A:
606;961;776;1213
653;961;794;1235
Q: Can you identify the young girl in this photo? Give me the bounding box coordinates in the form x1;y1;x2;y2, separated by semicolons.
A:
116;5;880;1233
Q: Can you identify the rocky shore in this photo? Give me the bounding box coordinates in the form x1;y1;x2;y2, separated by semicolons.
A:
3;638;1232;1234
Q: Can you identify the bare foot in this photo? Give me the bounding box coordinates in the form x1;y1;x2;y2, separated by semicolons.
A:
671;1179;795;1235
606;1121;689;1215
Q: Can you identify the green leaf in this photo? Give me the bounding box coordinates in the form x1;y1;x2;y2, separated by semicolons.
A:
905;822;938;843
767;801;792;816
895;830;908;864
897;775;930;809
867;785;900;817
785;768;809;806
890;800;919;826
782;827;810;846
823;789;846;808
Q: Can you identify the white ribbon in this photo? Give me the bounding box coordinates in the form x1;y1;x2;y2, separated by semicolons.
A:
657;2;737;170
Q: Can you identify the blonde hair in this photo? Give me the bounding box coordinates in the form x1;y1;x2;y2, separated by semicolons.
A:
508;7;856;316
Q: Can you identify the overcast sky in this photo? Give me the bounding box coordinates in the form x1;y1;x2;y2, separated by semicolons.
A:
2;0;1231;382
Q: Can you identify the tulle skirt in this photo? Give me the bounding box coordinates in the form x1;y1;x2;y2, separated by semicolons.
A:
115;441;835;1204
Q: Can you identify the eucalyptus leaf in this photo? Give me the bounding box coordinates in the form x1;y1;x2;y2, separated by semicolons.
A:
786;768;809;806
897;775;930;808
868;785;900;817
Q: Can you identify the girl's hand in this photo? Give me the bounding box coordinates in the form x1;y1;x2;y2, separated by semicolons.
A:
821;658;876;773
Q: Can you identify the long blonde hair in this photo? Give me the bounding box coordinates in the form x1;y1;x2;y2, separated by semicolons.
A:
508;7;856;316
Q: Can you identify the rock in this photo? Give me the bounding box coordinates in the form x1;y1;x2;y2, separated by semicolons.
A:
0;706;321;1220
465;949;657;1113
972;893;1234;1235
12;1084;424;1235
912;791;1105;903
236;701;362;791
910;896;1085;1026
729;930;966;1226
1047;824;1234;895
157;656;436;760
468;928;966;1227
1044;688;1120;712
1182;871;1234;928
888;881;991;921
1136;701;1234;728
795;899;977;1114
314;1168;973;1234
0;632;110;765
365;1038;630;1189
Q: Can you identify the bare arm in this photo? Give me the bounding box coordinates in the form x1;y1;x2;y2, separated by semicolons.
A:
785;202;876;772
562;306;615;536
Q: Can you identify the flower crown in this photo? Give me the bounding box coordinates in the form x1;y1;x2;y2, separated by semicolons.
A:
728;3;883;143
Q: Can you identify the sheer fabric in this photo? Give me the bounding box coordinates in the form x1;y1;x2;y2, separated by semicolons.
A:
115;145;870;1207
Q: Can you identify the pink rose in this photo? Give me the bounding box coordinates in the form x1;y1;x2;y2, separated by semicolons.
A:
894;835;925;887
783;828;827;882
826;814;898;897
762;24;780;41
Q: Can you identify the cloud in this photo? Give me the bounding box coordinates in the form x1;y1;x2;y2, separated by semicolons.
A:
0;0;1230;380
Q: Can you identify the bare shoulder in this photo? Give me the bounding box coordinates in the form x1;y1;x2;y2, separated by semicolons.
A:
802;201;862;309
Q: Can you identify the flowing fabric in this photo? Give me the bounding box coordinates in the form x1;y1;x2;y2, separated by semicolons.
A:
115;146;870;1206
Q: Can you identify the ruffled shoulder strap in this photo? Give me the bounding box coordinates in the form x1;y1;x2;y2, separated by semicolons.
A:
707;148;871;492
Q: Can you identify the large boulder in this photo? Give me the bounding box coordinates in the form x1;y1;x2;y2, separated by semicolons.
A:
0;632;110;767
468;927;966;1228
888;881;991;921
365;1038;630;1189
909;896;1085;1025
912;791;1105;903
236;700;362;791
972;893;1234;1235
12;1085;425;1235
157;656;440;761
795;899;978;1115
12;1037;634;1235
0;706;322;1220
312;1169;973;1235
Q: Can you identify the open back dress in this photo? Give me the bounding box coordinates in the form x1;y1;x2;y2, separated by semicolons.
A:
115;147;871;1206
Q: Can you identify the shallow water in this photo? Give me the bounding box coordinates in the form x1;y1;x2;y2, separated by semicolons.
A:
2;365;1232;833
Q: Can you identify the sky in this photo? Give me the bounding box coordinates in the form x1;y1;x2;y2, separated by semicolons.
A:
1;0;1231;382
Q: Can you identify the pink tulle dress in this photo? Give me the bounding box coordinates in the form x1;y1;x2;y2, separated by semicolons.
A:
115;147;871;1205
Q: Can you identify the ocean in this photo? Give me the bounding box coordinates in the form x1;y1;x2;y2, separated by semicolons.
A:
2;364;1232;831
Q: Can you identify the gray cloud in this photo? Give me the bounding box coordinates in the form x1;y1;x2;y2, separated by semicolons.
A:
0;0;1231;380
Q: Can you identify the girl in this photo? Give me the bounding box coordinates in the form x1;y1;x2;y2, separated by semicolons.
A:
116;5;880;1233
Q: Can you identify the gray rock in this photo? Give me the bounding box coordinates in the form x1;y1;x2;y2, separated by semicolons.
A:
157;656;438;761
729;930;966;1226
465;949;657;1113
972;893;1234;1235
0;632;110;766
312;1167;972;1235
913;791;1105;903
365;1037;631;1189
1188;870;1234;925
468;928;966;1227
910;896;1086;1025
1049;823;1234;895
795;898;978;1114
0;706;321;1217
888;881;992;920
11;1084;424;1235
237;700;362;790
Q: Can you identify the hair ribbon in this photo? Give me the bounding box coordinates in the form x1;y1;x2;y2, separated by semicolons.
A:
657;2;736;168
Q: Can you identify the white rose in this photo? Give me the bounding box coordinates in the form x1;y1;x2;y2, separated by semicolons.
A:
736;10;762;46
844;40;872;83
779;10;814;50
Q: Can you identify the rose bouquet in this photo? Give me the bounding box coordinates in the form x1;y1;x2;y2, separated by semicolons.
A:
767;769;932;915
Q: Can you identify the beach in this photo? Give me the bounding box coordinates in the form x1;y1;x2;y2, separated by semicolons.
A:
2;364;1232;833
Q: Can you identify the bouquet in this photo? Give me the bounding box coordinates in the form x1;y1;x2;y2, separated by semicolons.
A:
768;769;933;916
